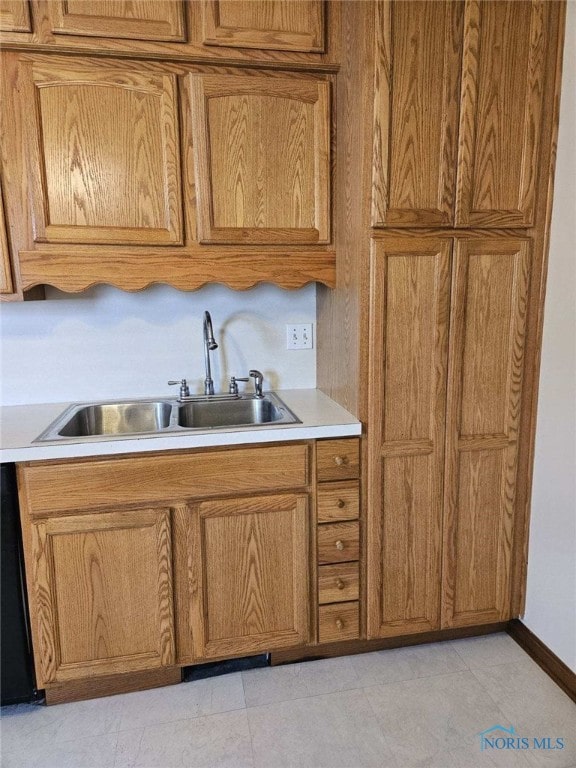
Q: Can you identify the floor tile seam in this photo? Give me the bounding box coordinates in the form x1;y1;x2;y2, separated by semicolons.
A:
242;682;369;710
358;665;482;694
113;725;144;768
240;670;258;768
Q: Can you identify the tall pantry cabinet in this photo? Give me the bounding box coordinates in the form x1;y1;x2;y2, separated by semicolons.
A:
317;0;566;640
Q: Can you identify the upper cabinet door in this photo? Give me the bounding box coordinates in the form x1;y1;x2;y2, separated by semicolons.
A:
190;73;330;245
201;0;324;52
49;1;185;42
27;61;183;246
372;1;463;228
455;1;548;228
0;0;31;32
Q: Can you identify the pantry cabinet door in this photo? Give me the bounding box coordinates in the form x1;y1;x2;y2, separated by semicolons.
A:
367;237;451;638
442;238;531;627
26;60;182;246
189;494;310;659
0;0;31;32
190;72;330;245
372;1;463;227
455;1;548;227
49;1;185;42
31;508;175;685
201;0;324;52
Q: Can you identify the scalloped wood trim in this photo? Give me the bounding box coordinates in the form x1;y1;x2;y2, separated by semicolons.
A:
18;250;336;292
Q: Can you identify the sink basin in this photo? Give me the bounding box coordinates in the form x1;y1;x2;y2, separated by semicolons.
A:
34;393;300;442
178;397;288;429
39;401;173;439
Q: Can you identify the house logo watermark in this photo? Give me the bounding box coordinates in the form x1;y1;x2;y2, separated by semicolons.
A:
478;725;565;752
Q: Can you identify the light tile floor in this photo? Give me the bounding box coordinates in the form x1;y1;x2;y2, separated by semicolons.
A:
1;634;575;768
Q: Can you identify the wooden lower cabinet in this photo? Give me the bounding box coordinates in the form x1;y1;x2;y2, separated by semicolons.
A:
28;507;175;686
187;494;310;659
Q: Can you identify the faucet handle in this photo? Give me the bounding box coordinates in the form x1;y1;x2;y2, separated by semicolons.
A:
168;379;190;398
228;376;249;395
249;369;264;398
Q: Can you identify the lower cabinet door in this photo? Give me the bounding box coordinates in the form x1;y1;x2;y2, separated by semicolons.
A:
30;508;175;685
189;494;310;659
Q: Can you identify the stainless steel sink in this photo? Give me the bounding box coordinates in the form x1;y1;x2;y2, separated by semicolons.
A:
39;401;174;439
178;397;286;429
34;393;300;442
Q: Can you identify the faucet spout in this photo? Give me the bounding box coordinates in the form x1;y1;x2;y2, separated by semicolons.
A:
203;311;218;395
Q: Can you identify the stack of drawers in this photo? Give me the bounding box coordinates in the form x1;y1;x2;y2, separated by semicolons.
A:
316;438;360;643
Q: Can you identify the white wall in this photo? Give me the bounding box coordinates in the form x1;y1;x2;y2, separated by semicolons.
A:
0;283;316;406
524;4;576;672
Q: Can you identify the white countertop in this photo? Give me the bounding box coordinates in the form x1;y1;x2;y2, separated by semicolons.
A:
0;389;361;463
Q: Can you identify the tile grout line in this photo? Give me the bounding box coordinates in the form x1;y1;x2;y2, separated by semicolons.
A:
240;671;258;768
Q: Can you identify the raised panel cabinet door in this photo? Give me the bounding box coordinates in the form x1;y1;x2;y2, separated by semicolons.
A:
49;1;185;42
455;1;549;227
189;494;310;659
0;0;31;32
30;508;175;686
26;60;182;246
201;0;324;52
189;73;330;245
372;0;463;227
367;237;451;638
442;238;532;627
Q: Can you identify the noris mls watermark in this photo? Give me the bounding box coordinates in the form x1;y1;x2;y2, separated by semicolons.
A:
478;724;565;752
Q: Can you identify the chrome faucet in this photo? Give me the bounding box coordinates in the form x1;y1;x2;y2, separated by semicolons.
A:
203;311;218;395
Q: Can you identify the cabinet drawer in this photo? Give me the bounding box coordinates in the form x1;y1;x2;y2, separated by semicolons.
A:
19;444;309;515
317;482;359;523
318;602;360;643
317;521;359;564
318;563;359;604
316;439;359;482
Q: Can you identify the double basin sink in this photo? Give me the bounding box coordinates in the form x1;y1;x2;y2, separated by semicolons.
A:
35;393;300;442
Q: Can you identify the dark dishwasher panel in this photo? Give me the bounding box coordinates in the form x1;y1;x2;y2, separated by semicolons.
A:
1;464;37;705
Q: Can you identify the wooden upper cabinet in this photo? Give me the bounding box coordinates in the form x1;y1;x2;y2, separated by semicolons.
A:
442;238;532;627
367;237;451;638
29;508;175;685
49;1;185;42
372;1;463;227
201;0;325;53
189;494;310;659
0;0;30;32
455;1;548;227
190;72;330;245
27;60;183;246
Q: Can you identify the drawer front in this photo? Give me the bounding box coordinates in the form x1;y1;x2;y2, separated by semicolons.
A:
318;562;359;604
317;521;359;564
19;443;310;515
318;602;360;643
316;439;360;482
317;482;359;523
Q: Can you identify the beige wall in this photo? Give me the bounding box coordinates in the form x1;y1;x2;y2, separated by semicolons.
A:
524;2;576;671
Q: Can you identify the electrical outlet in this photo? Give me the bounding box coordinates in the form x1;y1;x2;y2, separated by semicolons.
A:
286;323;313;350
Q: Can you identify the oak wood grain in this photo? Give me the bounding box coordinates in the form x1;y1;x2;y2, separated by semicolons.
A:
318;562;359;605
49;1;185;42
317;521;359;565
190;72;330;245
27;59;182;246
202;0;324;53
455;1;548;227
316;438;360;482
367;236;451;638
318;601;359;643
189;494;310;659
19;444;310;516
372;0;463;227
44;666;181;705
30;508;175;685
0;176;14;293
442;238;532;627
0;0;30;32
316;481;359;523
